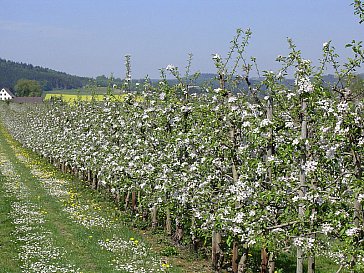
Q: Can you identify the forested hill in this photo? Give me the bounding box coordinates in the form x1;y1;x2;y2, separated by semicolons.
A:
0;58;92;91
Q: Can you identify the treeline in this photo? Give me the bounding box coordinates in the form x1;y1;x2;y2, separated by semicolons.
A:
0;58;91;91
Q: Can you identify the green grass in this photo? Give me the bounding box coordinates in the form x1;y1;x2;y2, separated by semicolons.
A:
44;87;113;95
0;175;21;273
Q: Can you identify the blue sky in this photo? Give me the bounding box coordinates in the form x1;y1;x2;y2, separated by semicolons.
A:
1;0;363;79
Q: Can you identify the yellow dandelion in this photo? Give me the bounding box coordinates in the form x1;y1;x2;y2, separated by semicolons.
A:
162;263;170;268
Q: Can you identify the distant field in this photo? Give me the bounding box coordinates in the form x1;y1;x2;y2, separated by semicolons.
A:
45;87;125;95
44;93;127;102
43;87;134;102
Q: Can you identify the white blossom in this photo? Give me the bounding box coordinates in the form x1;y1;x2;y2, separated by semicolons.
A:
212;53;221;61
321;223;334;235
228;96;237;103
346;227;360;237
303;160;318;174
165;64;176;71
296;76;314;94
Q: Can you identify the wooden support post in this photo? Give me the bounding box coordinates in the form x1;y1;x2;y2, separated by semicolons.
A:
151;205;157;229
212;231;223;272
166;207;172;235
87;170;92;182
92;173;98;189
268;252;275;273
131;191;137;212
232;241;239;273
308;255;315;273
238;249;248;273
124;191;130;211
297;98;308;273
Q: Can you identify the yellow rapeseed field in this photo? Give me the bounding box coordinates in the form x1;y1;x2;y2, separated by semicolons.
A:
44;94;127;102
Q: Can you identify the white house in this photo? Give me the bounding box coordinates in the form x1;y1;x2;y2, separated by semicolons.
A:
0;88;15;101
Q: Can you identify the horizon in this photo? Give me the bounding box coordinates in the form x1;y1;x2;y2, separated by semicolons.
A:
3;57;360;82
1;0;363;79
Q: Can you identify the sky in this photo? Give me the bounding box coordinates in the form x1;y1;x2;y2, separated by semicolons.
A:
0;0;363;79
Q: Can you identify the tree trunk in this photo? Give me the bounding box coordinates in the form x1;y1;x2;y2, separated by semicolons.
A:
261;247;268;273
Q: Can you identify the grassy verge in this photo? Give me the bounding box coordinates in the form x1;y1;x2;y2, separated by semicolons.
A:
0;174;21;273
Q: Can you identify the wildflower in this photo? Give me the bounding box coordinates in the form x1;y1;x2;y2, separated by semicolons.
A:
161;263;170;268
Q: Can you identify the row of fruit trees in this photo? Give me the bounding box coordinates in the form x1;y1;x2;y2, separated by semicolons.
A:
1;24;363;273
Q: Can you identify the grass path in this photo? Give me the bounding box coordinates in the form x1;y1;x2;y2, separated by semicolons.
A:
0;124;183;273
